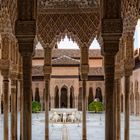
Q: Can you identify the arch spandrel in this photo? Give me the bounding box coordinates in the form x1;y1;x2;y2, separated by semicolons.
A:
37;12;100;48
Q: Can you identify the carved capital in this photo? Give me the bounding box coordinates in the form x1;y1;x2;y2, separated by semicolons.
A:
102;19;122;36
0;59;11;70
102;41;119;56
19;43;34;56
15;20;36;43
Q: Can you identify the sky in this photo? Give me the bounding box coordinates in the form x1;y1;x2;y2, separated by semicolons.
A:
36;19;140;50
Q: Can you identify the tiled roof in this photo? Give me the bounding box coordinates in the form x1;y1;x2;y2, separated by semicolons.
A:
52;55;80;65
34;49;102;59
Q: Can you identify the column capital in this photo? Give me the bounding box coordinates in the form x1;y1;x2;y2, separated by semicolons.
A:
102;19;123;38
19;43;34;56
15;20;36;43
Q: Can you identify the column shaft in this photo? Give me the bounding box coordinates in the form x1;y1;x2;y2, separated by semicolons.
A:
45;79;50;140
20;80;23;140
113;80;117;140
104;55;115;140
124;76;130;140
116;79;121;140
82;80;87;140
22;54;32;140
11;80;17;140
3;77;9;140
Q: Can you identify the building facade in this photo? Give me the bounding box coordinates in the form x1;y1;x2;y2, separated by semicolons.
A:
32;48;105;111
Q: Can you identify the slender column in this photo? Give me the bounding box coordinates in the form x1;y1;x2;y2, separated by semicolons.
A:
44;47;52;140
124;76;130;140
3;74;9;140
68;88;70;108
82;79;87;140
59;89;61;108
44;76;50;140
113;79;117;140
11;79;17;140
19;79;23;140
18;47;33;140
116;79;121;140
81;46;89;140
123;35;134;140
104;54;116;140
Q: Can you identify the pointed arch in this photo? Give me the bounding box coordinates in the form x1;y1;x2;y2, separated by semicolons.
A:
78;87;82;111
55;86;59;108
70;86;75;108
88;87;94;105
35;87;40;102
60;85;68;108
95;87;102;102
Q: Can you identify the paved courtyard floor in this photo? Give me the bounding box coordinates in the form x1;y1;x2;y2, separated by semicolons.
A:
0;112;140;140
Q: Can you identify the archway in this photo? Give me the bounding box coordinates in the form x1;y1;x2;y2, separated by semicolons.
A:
35;87;40;102
55;86;59;108
88;87;94;105
70;86;75;108
95;87;102;102
78;87;82;111
60;86;68;108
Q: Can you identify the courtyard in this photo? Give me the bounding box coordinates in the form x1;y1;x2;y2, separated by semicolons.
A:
0;112;140;140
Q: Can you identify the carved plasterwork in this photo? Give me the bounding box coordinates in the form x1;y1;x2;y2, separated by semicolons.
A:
54;79;75;88
122;0;139;35
38;12;100;48
38;0;99;13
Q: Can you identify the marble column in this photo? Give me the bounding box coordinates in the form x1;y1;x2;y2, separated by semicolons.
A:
44;76;51;140
11;79;17;140
59;89;61;108
19;47;33;140
81;46;89;140
124;76;130;140
44;47;52;140
123;35;134;140
116;79;121;140
104;54;117;140
19;79;23;140
2;73;9;140
68;88;70;108
82;78;87;140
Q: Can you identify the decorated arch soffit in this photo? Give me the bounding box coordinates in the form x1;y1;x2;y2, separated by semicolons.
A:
37;0;100;48
122;0;139;35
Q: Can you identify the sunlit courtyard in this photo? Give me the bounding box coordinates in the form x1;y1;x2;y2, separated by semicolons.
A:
1;113;140;140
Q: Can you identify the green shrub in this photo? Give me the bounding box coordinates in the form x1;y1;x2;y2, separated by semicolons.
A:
88;101;104;113
32;101;41;113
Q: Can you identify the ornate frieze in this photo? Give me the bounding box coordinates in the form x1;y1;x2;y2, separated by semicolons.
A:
38;0;99;13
